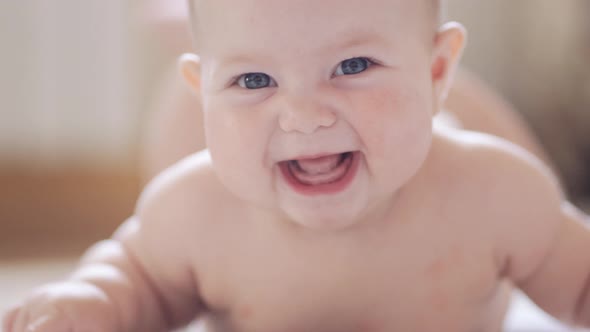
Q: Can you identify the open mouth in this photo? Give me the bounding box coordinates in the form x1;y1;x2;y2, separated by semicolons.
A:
278;151;360;195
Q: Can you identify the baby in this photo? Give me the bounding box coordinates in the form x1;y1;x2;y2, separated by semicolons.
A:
4;0;590;331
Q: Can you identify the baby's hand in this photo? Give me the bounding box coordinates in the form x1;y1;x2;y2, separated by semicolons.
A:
3;281;119;332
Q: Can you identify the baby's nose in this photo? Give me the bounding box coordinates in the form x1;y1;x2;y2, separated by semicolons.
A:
278;96;337;134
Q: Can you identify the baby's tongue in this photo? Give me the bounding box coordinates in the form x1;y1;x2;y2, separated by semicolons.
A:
295;154;342;175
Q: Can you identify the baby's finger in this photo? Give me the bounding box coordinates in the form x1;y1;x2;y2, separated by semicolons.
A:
10;308;29;332
25;314;67;332
2;306;20;332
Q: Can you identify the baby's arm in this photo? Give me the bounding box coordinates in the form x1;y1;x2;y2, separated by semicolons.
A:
489;140;590;326
512;202;590;326
3;178;202;332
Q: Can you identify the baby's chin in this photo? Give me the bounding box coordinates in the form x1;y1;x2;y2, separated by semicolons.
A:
282;198;372;232
282;207;365;231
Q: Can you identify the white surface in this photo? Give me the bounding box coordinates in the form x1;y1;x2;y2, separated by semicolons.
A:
504;291;589;332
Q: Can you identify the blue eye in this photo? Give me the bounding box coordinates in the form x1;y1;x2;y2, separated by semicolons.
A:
335;57;372;76
237;72;276;89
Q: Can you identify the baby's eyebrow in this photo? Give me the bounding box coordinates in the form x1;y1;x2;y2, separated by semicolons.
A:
214;53;273;69
206;54;266;79
325;31;389;53
217;54;254;67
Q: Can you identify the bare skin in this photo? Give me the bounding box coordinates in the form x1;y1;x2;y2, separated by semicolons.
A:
3;1;588;331
141;67;555;185
2;134;575;332
139;1;553;184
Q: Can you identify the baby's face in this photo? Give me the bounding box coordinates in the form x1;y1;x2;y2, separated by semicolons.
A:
190;0;455;229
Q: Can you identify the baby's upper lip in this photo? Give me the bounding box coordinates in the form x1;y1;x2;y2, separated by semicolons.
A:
279;151;355;163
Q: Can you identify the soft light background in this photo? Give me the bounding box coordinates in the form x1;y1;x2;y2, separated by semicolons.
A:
0;0;589;330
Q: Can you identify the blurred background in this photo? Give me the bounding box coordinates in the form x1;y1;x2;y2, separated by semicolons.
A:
0;0;589;320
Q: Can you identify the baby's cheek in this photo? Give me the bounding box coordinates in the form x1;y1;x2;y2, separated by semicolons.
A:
206;108;256;151
205;113;255;183
353;85;432;185
351;87;413;150
361;87;401;116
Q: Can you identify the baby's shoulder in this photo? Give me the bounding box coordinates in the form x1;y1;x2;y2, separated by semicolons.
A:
433;127;559;192
432;128;564;265
427;128;564;233
135;150;239;231
113;151;235;290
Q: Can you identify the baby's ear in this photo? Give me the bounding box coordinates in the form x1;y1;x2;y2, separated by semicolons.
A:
431;22;466;110
179;53;202;93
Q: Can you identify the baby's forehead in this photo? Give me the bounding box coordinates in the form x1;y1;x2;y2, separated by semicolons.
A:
189;0;438;50
189;0;439;26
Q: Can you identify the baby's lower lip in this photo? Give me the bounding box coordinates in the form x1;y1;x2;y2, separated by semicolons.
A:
278;151;360;196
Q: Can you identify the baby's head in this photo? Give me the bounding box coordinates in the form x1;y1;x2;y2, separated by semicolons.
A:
181;0;465;230
188;0;446;45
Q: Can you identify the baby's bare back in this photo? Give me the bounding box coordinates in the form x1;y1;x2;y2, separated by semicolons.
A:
176;134;519;331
